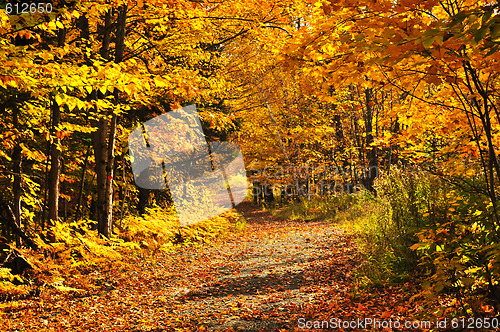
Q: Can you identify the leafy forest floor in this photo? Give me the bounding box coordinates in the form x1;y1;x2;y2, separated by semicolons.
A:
1;202;438;331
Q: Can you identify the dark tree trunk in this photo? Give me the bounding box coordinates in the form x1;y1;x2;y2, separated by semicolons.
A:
91;5;127;238
91;114;109;235
100;9;113;60
0;200;38;250
364;88;378;192
74;146;91;222
138;187;149;215
12;107;22;247
47;98;61;241
91;8;113;237
47;27;66;241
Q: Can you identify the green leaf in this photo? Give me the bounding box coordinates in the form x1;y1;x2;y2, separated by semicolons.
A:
422;36;435;48
474;26;488;44
448;12;467;28
490;24;500;39
485;45;498;57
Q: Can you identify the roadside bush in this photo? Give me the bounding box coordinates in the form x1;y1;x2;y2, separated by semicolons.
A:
119;205;246;250
372;166;449;279
335;166;450;286
413;185;500;316
347;165;500;315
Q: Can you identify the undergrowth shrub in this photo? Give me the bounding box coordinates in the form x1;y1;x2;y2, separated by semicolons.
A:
372;166;448;280
275;166;449;286
336;165;500;316
0;267;30;300
334;191;396;286
338;166;451;287
22;219;131;293
119;205;246;250
1;207;246;299
414;184;500;316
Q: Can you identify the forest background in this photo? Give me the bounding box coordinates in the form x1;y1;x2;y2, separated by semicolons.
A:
0;0;500;324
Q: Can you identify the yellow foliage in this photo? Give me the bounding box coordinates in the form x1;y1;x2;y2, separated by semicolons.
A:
119;206;246;251
7;207;247;299
0;281;30;300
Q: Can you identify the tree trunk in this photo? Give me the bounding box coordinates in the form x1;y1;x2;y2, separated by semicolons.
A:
119;166;128;223
364;88;377;192
264;101;289;162
74;145;91;222
100;9;113;60
91;8;113;237
91;115;109;236
91;5;127;238
47;98;61;241
0;200;39;250
46;27;66;241
115;5;127;64
12;107;22;247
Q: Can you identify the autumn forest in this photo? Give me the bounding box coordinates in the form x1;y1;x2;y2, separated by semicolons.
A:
1;0;500;330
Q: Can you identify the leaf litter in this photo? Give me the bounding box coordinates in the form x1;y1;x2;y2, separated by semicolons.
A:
0;202;423;331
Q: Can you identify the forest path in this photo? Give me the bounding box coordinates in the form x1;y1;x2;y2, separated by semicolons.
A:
1;202;416;331
165;201;352;331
